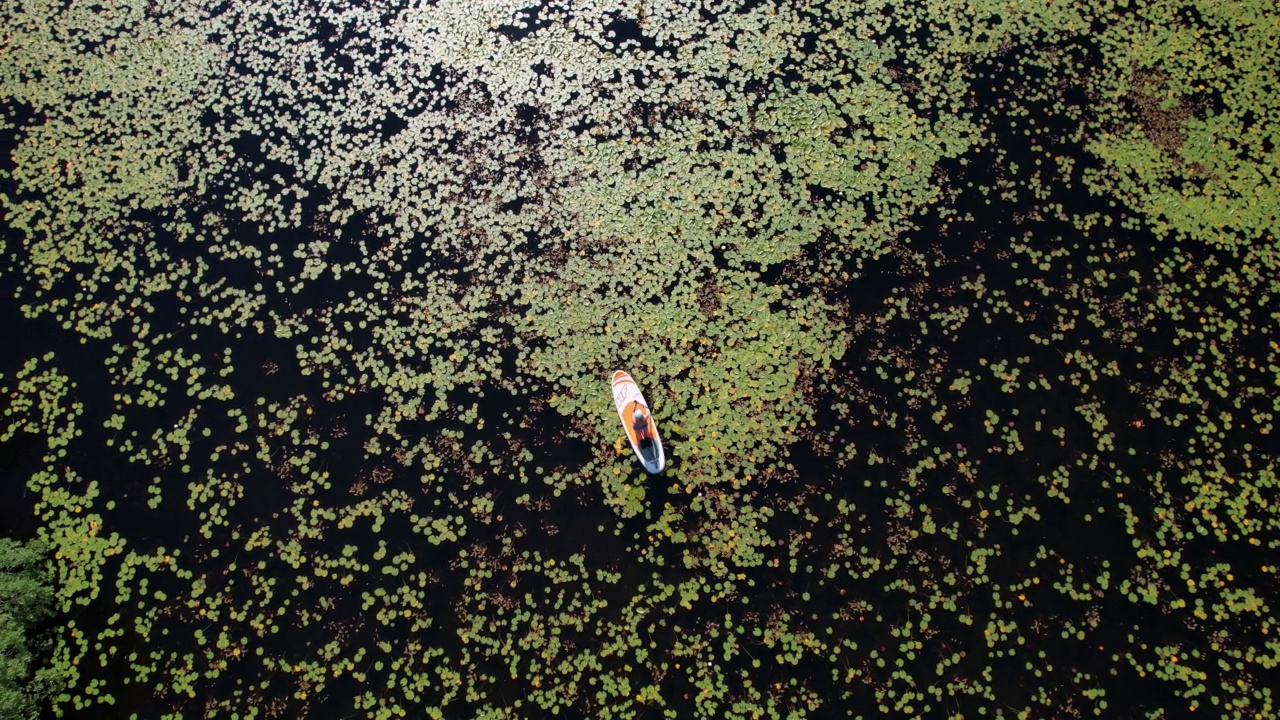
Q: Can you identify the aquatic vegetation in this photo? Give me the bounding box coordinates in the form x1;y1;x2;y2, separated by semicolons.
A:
1080;0;1280;250
1;0;1277;718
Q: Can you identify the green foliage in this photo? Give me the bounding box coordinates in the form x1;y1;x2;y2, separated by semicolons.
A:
0;538;55;720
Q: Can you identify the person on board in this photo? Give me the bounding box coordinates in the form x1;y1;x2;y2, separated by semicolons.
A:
632;406;652;444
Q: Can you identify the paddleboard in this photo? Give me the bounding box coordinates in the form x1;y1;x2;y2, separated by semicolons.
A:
611;370;665;474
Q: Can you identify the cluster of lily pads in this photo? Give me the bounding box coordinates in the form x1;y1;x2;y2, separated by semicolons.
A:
1;0;1277;718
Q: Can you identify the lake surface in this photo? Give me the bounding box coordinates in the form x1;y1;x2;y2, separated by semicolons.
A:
1;1;1277;718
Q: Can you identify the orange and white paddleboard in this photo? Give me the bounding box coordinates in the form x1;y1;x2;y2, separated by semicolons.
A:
611;370;665;474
